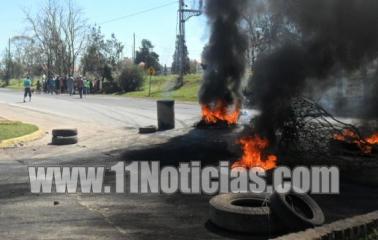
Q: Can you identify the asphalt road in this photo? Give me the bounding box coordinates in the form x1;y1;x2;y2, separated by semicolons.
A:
0;88;232;240
0;88;201;129
0;88;277;240
0;88;377;240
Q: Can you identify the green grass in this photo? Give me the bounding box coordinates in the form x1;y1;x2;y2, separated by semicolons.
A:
3;74;203;102
1;79;24;90
1;78;40;90
121;74;202;102
0;121;39;141
5;79;24;90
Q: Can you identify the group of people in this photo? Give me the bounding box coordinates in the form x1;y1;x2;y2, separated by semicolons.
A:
42;75;101;98
23;75;102;102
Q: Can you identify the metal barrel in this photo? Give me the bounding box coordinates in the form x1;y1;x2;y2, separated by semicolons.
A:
157;100;175;130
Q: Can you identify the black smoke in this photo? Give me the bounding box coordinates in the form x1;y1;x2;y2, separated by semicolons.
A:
199;0;248;106
252;0;378;142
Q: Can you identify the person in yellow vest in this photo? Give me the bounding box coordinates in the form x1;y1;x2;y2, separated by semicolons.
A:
84;78;91;95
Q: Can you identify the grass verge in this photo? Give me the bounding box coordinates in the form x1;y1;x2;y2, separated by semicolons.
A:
0;121;39;141
2;74;203;102
120;74;202;102
1;79;24;90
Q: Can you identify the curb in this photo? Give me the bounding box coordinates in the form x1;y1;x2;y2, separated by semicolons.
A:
271;210;378;240
0;128;45;148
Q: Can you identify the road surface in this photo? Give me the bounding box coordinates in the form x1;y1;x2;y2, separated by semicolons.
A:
0;88;261;240
0;88;201;129
0;88;376;240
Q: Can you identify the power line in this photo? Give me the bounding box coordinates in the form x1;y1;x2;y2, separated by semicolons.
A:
99;1;178;25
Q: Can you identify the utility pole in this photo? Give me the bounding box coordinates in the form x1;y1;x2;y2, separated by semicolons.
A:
8;38;11;62
176;0;202;87
4;35;32;85
178;0;185;83
132;33;136;62
5;38;11;86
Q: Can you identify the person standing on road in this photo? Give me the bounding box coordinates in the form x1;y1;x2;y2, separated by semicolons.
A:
84;78;90;96
47;76;55;94
67;75;74;96
60;76;65;93
55;76;60;94
89;80;94;93
36;80;42;94
77;76;84;99
23;76;32;103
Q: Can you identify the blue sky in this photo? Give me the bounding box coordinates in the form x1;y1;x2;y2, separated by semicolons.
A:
0;0;208;65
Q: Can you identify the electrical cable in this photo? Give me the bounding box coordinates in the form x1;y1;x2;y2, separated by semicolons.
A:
99;1;178;25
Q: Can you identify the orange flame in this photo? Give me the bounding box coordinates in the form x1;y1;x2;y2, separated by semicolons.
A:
201;100;240;124
202;100;240;124
333;129;357;141
232;136;278;170
366;133;378;145
333;129;373;154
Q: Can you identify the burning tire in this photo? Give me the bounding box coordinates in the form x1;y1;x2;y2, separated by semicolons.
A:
51;136;78;145
52;129;78;137
209;193;283;234
270;190;325;231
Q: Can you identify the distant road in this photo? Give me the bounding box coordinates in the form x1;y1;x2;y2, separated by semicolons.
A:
0;88;201;129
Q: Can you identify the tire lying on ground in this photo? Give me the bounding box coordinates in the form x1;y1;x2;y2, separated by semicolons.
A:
52;129;78;137
270;190;325;231
209;193;284;234
139;126;157;134
51;136;78;145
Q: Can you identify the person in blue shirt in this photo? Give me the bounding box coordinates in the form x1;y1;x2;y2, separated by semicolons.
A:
47;76;55;94
23;76;32;102
67;76;74;96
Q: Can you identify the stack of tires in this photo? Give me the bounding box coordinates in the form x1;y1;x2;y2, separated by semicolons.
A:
51;129;78;145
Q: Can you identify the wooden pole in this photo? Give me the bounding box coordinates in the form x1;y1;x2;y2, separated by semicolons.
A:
148;74;152;97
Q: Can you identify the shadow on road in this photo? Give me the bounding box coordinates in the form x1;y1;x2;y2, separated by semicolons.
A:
122;128;242;166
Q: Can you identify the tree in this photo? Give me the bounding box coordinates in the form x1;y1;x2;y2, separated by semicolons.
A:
163;64;168;75
118;64;144;92
189;60;199;74
105;34;124;67
81;26;124;83
0;42;31;83
11;36;44;77
62;0;87;76
171;35;190;75
81;26;110;82
242;0;299;70
1;47;12;85
134;39;161;71
24;0;87;77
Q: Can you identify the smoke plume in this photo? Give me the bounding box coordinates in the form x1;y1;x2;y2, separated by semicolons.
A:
252;0;378;141
199;0;248;106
